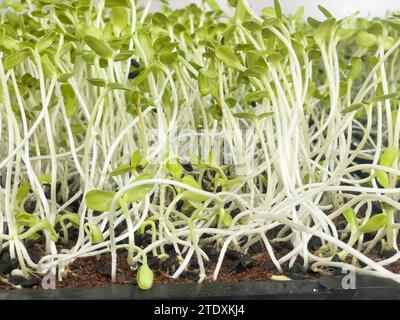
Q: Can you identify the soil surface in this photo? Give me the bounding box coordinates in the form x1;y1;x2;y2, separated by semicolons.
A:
1;241;399;290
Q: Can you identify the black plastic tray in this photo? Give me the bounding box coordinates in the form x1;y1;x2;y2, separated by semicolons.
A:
0;275;399;300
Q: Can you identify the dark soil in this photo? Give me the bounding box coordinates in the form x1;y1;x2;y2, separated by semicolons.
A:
53;248;306;289
0;242;399;291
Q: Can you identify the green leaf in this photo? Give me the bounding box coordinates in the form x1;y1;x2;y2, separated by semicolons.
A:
234;0;250;23
198;73;212;96
268;52;283;65
359;214;388;233
77;23;103;39
16;181;30;205
293;6;304;21
1;34;19;51
205;0;221;12
379;146;399;167
0;24;18;39
43;219;59;242
15;212;38;227
181;175;201;189
371;92;399;103
123;174;154;203
376;170;390;188
41;54;57;77
199;68;218;79
58;73;74;82
243;65;267;78
131;63;155;86
257;112;274;120
137;32;154;63
245;90;268;103
110;165;134;176
343;208;359;232
380;35;395;51
228;0;238;7
225;98;237;108
274;0;282;20
317;5;333;18
307;17;321;29
137;263;154;290
84;223;104;244
336;29;356;40
314;18;336;44
341;102;366;114
337;28;355;41
152;12;170;26
61;83;75;117
36;32;56;53
85;190;117;212
181;175;208;202
242;20;262;32
57;42;73;59
108;82;131;91
159;52;177;65
173;23;186;35
4;49;30;71
233;112;256;121
84;36;113;59
38;173;52;184
367;22;383;36
165;159;183;180
110;7;127;37
70;124;86;134
7;1;26;11
217;208;232;228
60;213;80;228
130;150;142;168
348;57;362;80
215;46;246;71
114;50;135;62
355;32;377;48
105;0;129;8
87;78;106;87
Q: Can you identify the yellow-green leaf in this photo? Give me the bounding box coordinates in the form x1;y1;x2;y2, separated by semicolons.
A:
376;170;390;188
341;102;366;114
379;146;399;167
181;175;208;202
360;214;388;233
123;174;154;203
110;165;134;176
16;181;30;205
137;263;154;290
84;36;113;59
4;49;30;71
38;173;52;184
215;46;245;71
85;223;104;244
85;190;117;212
130;150;142;168
355;32;377;48
343;208;359;232
165;159;183;180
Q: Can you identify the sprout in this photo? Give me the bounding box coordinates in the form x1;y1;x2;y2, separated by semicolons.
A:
137;263;154;290
339;208;388;261
1;0;400;287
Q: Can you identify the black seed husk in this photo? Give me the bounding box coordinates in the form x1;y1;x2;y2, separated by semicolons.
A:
128;70;140;79
181;160;194;172
131;58;140;68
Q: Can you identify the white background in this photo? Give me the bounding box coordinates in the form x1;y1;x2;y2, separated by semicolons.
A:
137;0;400;19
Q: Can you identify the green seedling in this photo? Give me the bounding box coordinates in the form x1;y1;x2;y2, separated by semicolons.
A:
339;208;388;260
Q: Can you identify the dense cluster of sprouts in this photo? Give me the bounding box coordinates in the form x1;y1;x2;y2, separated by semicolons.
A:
1;0;400;289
